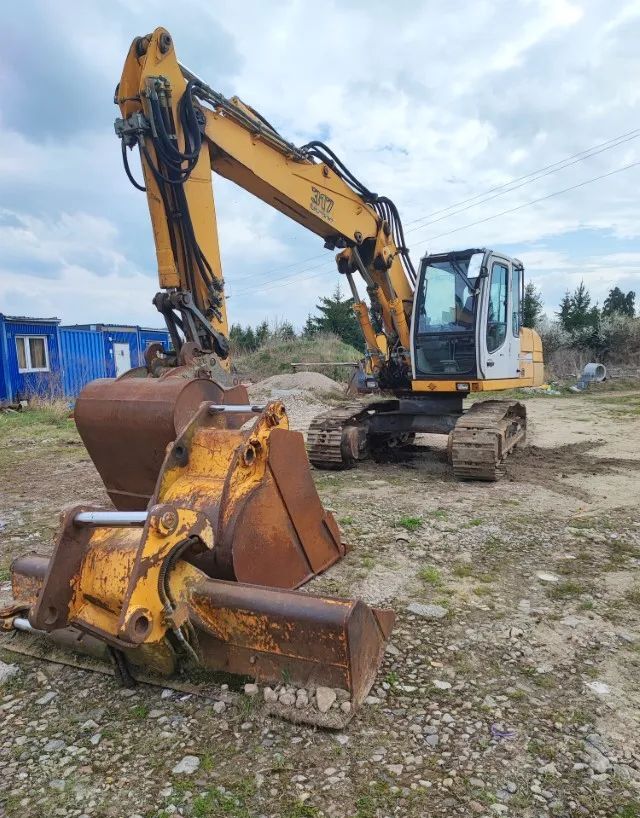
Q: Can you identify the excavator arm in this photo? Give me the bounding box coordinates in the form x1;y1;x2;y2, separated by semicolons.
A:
115;28;414;374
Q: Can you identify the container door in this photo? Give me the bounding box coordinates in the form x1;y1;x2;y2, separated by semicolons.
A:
114;342;131;377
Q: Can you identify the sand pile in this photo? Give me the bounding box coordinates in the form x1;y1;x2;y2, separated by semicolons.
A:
248;371;343;433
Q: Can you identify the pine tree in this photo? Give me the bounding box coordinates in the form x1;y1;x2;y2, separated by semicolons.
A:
278;321;296;341
255;320;270;347
557;281;599;332
311;283;363;350
602;286;636;317
302;314;317;338
523;282;544;328
557;291;573;331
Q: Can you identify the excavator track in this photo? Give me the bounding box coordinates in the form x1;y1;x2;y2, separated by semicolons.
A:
448;399;526;481
306;401;374;468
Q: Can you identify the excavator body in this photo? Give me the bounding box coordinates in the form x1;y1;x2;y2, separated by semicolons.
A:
308;249;544;479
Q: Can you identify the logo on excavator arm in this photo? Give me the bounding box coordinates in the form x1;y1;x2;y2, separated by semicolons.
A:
310;187;335;223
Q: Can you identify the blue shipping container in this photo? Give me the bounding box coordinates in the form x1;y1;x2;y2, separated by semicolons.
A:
0;314;62;402
59;328;107;398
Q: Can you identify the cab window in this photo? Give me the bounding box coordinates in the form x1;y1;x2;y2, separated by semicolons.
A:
487;262;508;352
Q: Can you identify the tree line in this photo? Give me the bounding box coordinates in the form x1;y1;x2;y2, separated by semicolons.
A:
229;284;363;353
231;275;637;360
524;281;636;331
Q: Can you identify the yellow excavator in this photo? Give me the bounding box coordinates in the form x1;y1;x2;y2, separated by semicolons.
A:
112;28;543;482
1;27;544;717
0;28;400;724
109;26;543;483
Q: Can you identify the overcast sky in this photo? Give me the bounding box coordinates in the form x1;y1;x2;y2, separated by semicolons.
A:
1;0;640;330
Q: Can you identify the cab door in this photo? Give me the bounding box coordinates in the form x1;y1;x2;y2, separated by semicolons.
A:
477;254;520;380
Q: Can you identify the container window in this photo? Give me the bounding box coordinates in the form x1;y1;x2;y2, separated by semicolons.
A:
16;336;50;372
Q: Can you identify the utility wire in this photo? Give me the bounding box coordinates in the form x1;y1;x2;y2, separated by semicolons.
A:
404;127;640;229
411;158;640;249
405;130;640;235
227;127;640;288
240;158;640;295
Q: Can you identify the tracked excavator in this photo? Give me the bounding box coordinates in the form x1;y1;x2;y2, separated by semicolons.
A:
0;28;398;722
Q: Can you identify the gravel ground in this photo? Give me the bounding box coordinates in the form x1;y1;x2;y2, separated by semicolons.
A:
1;384;639;818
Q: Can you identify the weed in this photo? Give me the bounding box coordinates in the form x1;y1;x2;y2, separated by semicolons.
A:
200;751;215;772
0;566;10;583
425;509;448;519
547;580;588;600
616;802;640;818
625;587;640;606
192;780;256;818
339;516;354;525
282;802;320;818
473;585;492;597
418;565;442;585
527;738;558;760
237;694;259;718
385;670;399;687
452;562;473;578
397;516;423;532
465;518;484;528
361;556;374;569
130;704;149;719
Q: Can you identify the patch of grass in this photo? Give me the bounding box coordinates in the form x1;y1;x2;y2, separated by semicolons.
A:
625;587;640;606
527;738;558;760
397;516;423;532
547;580;588;600
418;565;442;586
130;704;149;719
192;780;256;818
237;693;259;718
339;516;354;525
473;585;492;597
281;802;320;818
0;566;11;582
464;518;484;528
361;556;375;569
200;751;215;772
452;562;473;578
425;509;448;520
483;535;504;550
616;802;640;818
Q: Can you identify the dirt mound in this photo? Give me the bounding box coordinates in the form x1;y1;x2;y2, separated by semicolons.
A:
248;372;343;434
250;371;343;396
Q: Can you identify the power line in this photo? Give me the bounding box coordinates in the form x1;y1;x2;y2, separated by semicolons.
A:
241;158;640;295
404;127;640;229
229;128;640;292
230;257;336;297
405;130;640;235
412;159;640;249
227;127;640;288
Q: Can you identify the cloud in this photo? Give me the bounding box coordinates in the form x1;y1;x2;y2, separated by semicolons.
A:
1;0;640;332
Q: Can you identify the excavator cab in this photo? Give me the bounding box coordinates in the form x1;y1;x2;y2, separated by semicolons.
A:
411;249;526;384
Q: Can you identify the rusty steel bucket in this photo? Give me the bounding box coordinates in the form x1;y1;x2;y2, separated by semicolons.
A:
75;371;250;511
76;373;346;589
153;399;346;589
